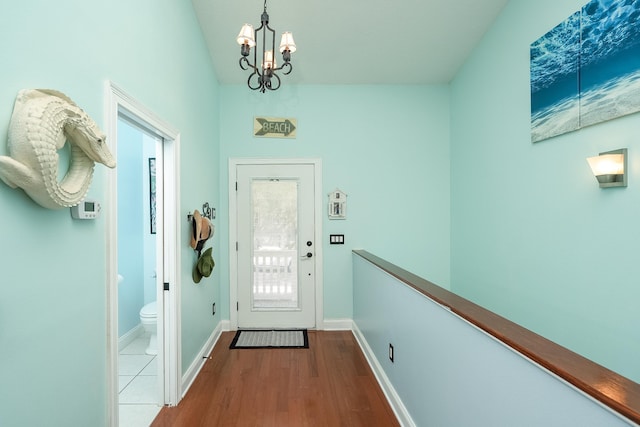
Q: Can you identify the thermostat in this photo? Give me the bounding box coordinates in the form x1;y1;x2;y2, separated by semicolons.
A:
71;199;101;219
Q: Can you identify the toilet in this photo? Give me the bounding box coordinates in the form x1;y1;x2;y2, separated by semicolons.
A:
139;301;158;355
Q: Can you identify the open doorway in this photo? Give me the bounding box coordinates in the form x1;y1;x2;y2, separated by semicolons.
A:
105;82;182;426
116;118;162;424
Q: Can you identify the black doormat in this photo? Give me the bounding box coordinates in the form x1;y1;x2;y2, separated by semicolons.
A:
229;329;309;349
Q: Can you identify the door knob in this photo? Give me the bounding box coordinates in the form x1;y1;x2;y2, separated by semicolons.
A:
301;252;313;259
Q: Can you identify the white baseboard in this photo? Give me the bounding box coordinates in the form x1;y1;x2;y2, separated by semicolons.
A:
322;318;354;330
219;319;231;332
352;322;415;427
118;324;144;351
181;321;226;398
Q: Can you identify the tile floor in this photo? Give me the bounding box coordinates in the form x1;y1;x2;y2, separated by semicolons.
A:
119;335;161;427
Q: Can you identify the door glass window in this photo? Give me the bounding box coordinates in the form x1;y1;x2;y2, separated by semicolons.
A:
251;179;299;309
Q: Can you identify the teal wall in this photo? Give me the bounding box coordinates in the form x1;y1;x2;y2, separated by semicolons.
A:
0;1;220;426
2;0;636;424
116;120;159;338
141;138;158;305
117;119;145;337
450;0;640;383
218;85;451;321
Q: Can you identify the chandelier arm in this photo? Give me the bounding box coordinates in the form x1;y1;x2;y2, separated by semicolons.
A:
239;56;257;72
275;62;293;75
247;72;263;91
267;72;281;91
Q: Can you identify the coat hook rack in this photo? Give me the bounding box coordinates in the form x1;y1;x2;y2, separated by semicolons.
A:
187;202;216;223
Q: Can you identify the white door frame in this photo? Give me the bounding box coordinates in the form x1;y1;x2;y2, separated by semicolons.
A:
105;81;182;426
228;158;324;330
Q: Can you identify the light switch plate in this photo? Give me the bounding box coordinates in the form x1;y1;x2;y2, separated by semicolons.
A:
330;234;345;244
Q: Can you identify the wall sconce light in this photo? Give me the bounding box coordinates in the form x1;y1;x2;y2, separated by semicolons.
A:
586;148;627;188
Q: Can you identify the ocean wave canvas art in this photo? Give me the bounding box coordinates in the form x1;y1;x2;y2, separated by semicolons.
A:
530;12;581;143
530;0;640;143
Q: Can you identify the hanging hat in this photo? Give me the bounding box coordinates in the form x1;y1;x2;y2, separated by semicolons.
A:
190;210;203;250
193;247;215;283
195;217;215;254
201;217;214;241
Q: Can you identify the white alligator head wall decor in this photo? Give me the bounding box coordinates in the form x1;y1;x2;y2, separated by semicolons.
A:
0;89;116;209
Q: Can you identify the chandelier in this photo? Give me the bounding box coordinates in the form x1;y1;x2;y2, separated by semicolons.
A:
236;0;297;93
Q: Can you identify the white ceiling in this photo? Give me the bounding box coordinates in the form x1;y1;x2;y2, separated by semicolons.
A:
192;0;509;85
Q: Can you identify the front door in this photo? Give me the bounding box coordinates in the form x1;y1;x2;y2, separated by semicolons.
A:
236;163;317;328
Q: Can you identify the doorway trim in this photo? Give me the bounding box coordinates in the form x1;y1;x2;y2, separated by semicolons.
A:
105;81;182;425
228;158;324;330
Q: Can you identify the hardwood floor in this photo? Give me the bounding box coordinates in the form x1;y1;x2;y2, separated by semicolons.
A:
151;330;400;427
